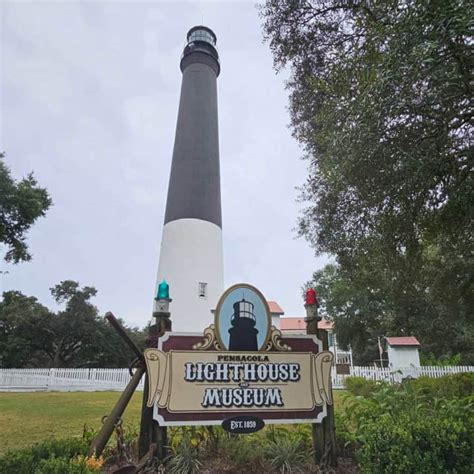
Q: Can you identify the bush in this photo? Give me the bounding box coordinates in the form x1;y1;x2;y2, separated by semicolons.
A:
357;413;473;473
0;430;99;473
35;456;91;474
30;437;90;462
166;435;202;474
198;425;315;472
344;376;384;397
338;375;474;473
334;411;358;455
264;435;312;473
420;352;462;366
408;372;474;399
211;433;266;469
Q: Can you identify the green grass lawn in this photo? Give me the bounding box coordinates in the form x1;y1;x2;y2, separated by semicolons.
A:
0;390;345;454
0;391;142;454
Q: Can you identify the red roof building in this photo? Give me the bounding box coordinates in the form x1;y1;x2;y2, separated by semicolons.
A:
386;336;420;346
280;317;306;331
279;316;352;366
386;336;421;367
280;317;334;332
267;301;284;315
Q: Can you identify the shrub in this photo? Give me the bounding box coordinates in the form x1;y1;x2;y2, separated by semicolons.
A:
420;352;462;366
357;413;473;473
29;437;90;461
338;375;474;473
264;435;312;473
408;372;474;399
0;450;35;473
209;431;266;469
334;411;358;455
35;456;91;474
201;426;313;472
166;435;202;474
168;426;207;453
0;431;93;473
344;376;383;397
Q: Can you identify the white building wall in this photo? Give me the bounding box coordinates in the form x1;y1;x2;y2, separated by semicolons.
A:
271;315;281;329
387;346;421;368
156;218;224;332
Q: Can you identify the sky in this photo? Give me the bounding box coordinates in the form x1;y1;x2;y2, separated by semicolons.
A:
1;1;329;328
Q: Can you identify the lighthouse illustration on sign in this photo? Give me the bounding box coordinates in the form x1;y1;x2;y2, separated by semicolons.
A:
228;297;259;351
215;284;272;351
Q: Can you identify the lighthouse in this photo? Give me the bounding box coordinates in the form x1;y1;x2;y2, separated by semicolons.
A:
155;26;224;332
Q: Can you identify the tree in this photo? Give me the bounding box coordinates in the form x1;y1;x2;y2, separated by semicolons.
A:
261;1;473;363
49;281;146;368
304;265;379;365
82;317;146;368
1;281;146;368
0;153;52;263
308;256;474;365
0;291;54;368
49;281;100;367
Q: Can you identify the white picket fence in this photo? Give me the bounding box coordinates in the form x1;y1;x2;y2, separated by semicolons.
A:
0;368;145;392
0;366;472;392
332;365;474;389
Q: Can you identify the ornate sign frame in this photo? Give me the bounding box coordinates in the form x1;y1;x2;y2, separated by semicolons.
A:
144;283;334;427
214;283;272;351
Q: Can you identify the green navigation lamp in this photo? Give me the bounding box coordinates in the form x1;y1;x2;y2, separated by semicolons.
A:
157;280;169;300
154;280;171;314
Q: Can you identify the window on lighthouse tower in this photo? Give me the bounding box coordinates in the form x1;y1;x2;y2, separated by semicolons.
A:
198;282;208;299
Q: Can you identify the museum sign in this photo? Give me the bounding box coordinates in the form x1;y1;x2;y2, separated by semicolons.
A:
145;284;333;426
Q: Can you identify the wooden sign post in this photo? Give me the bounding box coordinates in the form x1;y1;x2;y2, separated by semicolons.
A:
139;282;172;460
305;288;337;467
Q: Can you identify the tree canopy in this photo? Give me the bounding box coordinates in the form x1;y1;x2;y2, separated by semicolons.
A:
0;291;54;368
0;281;146;368
0;153;52;263
261;1;473;363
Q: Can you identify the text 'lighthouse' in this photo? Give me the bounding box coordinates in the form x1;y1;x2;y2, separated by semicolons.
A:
155;26;224;332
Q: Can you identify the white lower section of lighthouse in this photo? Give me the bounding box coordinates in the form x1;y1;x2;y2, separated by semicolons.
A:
156;218;224;332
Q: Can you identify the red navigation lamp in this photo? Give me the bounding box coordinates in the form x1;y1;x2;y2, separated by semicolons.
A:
305;288;318;306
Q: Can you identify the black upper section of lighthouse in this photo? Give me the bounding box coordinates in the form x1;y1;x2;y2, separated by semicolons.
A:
164;26;222;228
181;26;220;76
